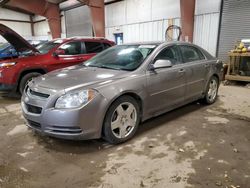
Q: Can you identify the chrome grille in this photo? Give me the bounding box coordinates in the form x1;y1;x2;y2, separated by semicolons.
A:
26;87;50;99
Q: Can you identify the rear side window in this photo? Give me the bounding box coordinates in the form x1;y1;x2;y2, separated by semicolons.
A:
180;45;205;63
85;42;103;53
59;41;82;55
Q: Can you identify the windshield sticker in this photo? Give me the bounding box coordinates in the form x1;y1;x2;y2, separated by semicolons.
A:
139;45;156;49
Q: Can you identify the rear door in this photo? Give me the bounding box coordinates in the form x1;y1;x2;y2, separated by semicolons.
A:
83;41;105;59
146;45;186;114
178;45;210;101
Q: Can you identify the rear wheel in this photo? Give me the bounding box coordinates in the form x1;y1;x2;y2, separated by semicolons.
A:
203;76;219;104
103;96;140;144
19;72;42;94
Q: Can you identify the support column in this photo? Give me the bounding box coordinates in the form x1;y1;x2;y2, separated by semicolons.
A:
180;0;195;42
5;0;61;38
29;15;34;37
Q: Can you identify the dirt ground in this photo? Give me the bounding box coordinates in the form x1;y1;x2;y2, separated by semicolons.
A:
0;84;249;188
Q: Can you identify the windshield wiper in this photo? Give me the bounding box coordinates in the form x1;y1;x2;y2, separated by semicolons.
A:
86;64;121;70
99;65;122;70
86;64;131;71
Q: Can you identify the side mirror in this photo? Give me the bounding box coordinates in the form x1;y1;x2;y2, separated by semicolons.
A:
150;59;172;70
53;49;65;57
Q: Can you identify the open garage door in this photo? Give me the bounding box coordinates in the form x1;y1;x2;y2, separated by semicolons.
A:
65;5;93;37
218;0;250;62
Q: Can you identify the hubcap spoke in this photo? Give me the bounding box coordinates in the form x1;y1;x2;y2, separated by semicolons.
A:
125;104;134;116
127;117;136;127
111;118;121;130
116;105;125;116
120;125;127;138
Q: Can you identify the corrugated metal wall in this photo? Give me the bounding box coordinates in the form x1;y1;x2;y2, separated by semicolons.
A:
0;8;32;43
105;18;180;43
193;13;220;56
105;0;181;43
105;0;221;57
218;0;250;62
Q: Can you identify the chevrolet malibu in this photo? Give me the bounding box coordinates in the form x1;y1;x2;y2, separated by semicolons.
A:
21;42;223;144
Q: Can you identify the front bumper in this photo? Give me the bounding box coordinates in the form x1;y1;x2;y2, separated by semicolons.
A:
0;83;16;93
21;86;107;140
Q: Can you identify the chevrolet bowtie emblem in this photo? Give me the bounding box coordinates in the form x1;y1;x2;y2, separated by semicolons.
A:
24;97;29;103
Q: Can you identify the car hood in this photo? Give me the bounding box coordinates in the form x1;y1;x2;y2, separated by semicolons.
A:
33;65;129;91
0;24;39;53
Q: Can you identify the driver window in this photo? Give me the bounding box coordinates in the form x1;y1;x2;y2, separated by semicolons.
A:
155;46;179;65
58;41;82;55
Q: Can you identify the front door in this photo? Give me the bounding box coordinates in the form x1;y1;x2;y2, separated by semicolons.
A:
51;41;89;70
146;45;186;115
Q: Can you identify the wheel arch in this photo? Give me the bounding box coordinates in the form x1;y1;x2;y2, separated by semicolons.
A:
101;91;144;136
212;73;219;82
16;68;48;91
204;73;220;93
107;92;143;119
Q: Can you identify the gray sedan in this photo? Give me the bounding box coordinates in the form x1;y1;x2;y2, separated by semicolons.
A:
21;42;223;144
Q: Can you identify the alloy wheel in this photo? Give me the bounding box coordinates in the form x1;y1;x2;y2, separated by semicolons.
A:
207;79;218;102
111;102;137;139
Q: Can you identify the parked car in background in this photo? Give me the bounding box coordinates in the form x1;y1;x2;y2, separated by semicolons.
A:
0;24;115;94
0;41;47;60
0;43;18;60
21;42;223;144
28;40;48;47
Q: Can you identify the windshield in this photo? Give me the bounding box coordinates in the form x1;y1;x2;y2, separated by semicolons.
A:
36;39;63;54
85;44;157;71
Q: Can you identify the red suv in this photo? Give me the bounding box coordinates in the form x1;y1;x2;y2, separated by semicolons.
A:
0;24;115;94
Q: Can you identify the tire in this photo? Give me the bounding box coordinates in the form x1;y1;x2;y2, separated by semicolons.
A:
19;72;42;94
203;76;219;104
103;96;140;144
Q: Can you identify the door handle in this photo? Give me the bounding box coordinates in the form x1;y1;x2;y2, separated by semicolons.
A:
178;69;185;73
204;64;209;68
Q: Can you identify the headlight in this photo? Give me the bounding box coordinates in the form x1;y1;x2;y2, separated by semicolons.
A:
0;62;16;68
55;89;97;109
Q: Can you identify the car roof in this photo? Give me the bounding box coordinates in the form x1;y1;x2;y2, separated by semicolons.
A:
119;41;194;46
51;37;113;43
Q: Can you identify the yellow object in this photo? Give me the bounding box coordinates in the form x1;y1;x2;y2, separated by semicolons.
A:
238;42;244;49
242;47;247;53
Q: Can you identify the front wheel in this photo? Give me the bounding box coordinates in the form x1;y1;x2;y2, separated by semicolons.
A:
103;96;140;144
203;76;219;104
19;72;42;94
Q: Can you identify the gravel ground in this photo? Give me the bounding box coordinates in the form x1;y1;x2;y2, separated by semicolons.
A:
0;85;249;188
